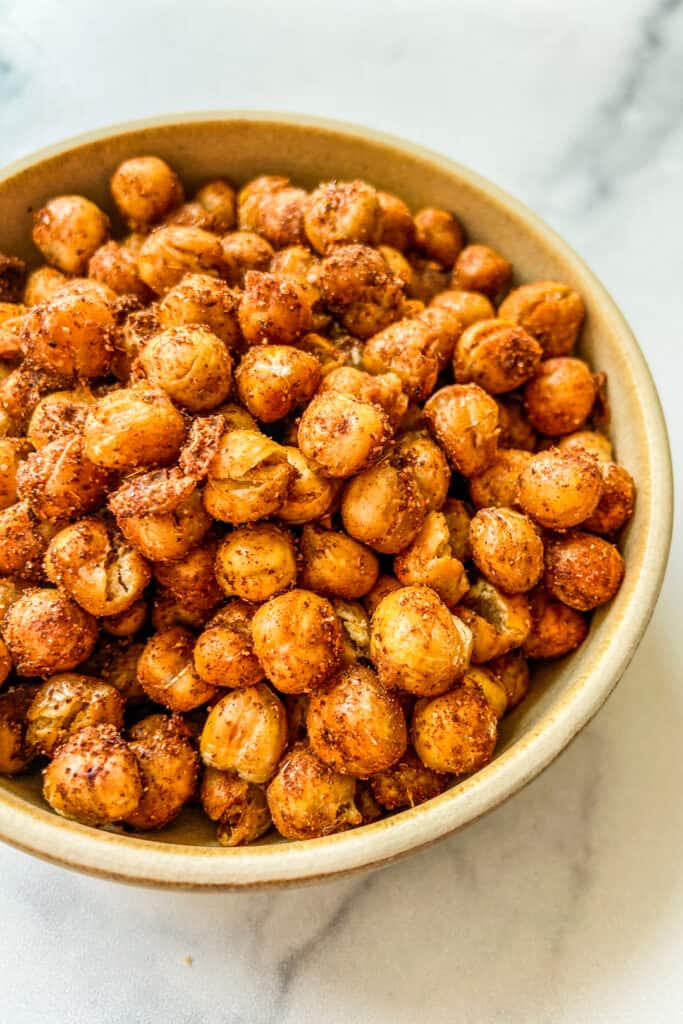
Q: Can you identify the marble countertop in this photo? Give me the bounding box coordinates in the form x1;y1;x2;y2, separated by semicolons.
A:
1;1;682;1021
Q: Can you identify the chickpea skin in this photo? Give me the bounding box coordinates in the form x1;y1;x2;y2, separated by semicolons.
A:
412;681;498;775
125;715;199;830
113;479;211;563
200;768;272;846
266;743;362;840
298;391;392;478
424;384;499;477
469;448;532;509
452;244;512;300
137;225;225;295
236;345;321;423
33;195;110;275
237;270;312;346
454;318;542;394
341;455;427;555
17;435;108;522
524;357;597;436
193;601;265;690
137;627;217;711
83;384;186;471
469;507;544;594
522;587;588;659
518;448;603;530
300;524;379;599
200;684;287;784
216;523;297;603
140;325;233;412
413;207;464;268
26;673;124;757
498;280;585;357
204;429;295;524
157;273;240;347
544;532;624;611
111;156;183;228
0;686;37;774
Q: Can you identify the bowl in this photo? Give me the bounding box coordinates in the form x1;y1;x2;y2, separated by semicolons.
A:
0;112;672;889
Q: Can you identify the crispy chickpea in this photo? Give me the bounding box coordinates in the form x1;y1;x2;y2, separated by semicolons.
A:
193;601;264;689
266;742;361;840
469;507;544;594
452;244;512;300
220;231;274;287
431;287;495;326
320;366;408;428
378;245;413;289
320;244;403;339
44;519;150;617
376;191;415;250
88;241;151;301
137;225;225;295
558;429;613;463
32;195;110;275
3;587;97;677
341;455;426;554
101;600;148;637
152;589;213;631
363;317;437;402
204;429;295;524
442;497;472;561
17;434;108;522
216;523;297;602
582;462;635;535
0;438;30;510
413;207;464;268
0;501;55;577
518;448;603;530
489;650;530;709
498;280;585;357
236;345;321;423
157;273;240;347
415;306;464;369
363;574;402;618
0;365;53;435
111;156;183;228
153;538;222;611
43;723;142;826
370;585;472;696
304;180;381;253
239;176;307;248
27;387;94;450
111;306;161;381
412;681;498;774
140;325;233;412
0;686;37;774
25;673;124;757
544;531;624;611
89;640;146;699
462;665;508;718
370;748;446;809
522;587;588;659
298;391;391;479
200;684;287;784
112;476;211;562
24;265;68;306
469;448;532;509
524;357;597;436
137;626;217;711
200;768;271;846
83;384;186;470
214;402;258;434
277;446;338;525
424;383;499;477
406;256;450;303
238;270;312;346
270;246;329;329
300;524;379;599
456;580;531;663
251;589;344;694
125;715;199;830
394;511;469;608
393;431;450;511
497;395;538;452
195;179;236;232
454;318;542;394
22;282;114;379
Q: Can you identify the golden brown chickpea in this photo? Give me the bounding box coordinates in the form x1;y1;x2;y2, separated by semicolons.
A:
17;436;108;521
220;231;274;287
266;742;361;840
498;280;585;357
0;501;55;577
111;156;184;228
320;244;404;339
89;639;146;699
341;455;427;555
214;402;258;434
101;600;148;637
0;365;52;435
378;245;413;289
544;531;624;611
111;472;211;562
22;282;114;379
558;429;613;463
164;201;215;230
140;325;233;412
151;589;213;631
522;587;588;659
200;683;287;784
393;430;451;511
424;383;500;477
157;273;240;347
44;519;151;617
304;180;381;253
4;587;97;677
298;391;391;478
469;448;532;509
412;680;498;774
363;317;438;402
237;270;312;346
137;626;217;711
204;429;295;524
88;241;151;301
278;446;338;524
320;366;409;428
195;179;237;232
270;245;330;330
415;305;465;369
110;306;161;382
406;256;450;303
452;244;512;299
24;265;68;306
200;768;271;846
394;511;469;608
216;523;297;603
469;507;544;594
370;748;446;809
27;387;95;450
370;584;472;696
193;601;264;690
307;664;407;776
32;195;110;275
456;580;531;663
0;579;26;619
251;589;344;694
524;357;597;436
236;345;321;423
83;384;186;470
137;225;225;295
431;287;495;326
462;665;508;718
125;715;199;830
489;650;530;709
413;207;464;268
0;686;37;774
363;574;402;618
25;673;124;757
582;461;635;535
299;524;379;599
518;448;603;530
239;176;307;248
0;438;30;510
442;497;472;561
454;318;542;394
497;395;538;452
153;538;222;611
43;723;142;826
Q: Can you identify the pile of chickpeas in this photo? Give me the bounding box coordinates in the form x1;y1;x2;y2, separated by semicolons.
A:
0;156;634;845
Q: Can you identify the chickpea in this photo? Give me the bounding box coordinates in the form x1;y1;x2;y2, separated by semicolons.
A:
43;723;143;826
489;650;530;709
125;715;199;830
431;287;495;326
24;265;68;306
27;387;95;450
152;589;213;631
376;191;415;251
277;446;338;524
164;201;215;230
25;673;124;757
0;501;55;577
298;391;391;478
236;345;321;423
413;207;464;268
378;245;413;289
137;626;217;711
137;225;225;295
101;600;147;638
89;640;146;699
200;683;287;784
140;325;233;412
0;686;37;774
412;681;498;774
363;574;402;618
456;580;531;663
370;585;472;696
0;310;25;361
216;523;297;603
83;384;186;470
300;524;379;599
415;306;465;369
424;383;500;477
394;511;469;608
32;195;110;275
220;231;274;287
406;256;450;303
111;156;184;228
452;244;512;299
200;768;271;846
17;433;107;522
0;365;53;435
522;587;588;659
497;395;538;452
370;748;447;809
153;538;222;612
88;241;151;301
237;270;312;346
583;462;635;535
112;475;211;563
558;429;613;463
393;431;451;511
363;317;438;402
544;531;624;611
0;579;26;619
319;244;403;339
469;448;532;509
3;587;97;677
22;281;114;379
214;402;258;434
204;429;295;524
270;245;329;330
251;589;344;694
266;742;361;840
320;366;408;428
193;601;265;690
469;507;544;594
239;177;307;248
498;280;585;357
194;179;236;232
524;357;597;436
454;318;542;394
111;306;161;382
44;519;151;617
460;665;507;718
342;453;426;554
157;273;240;347
0;438;30;510
518;448;603;531
442;497;472;561
304;180;381;253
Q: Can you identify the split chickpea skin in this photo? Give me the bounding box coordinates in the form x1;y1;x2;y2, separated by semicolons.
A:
0;153;633;842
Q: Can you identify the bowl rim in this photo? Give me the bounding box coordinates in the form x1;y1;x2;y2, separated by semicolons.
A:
0;110;673;889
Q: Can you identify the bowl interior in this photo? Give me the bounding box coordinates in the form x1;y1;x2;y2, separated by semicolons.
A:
0;115;671;885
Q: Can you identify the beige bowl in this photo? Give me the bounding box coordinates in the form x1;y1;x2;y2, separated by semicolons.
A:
0;113;672;889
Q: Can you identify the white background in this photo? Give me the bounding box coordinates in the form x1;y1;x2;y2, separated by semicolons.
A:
0;1;682;1021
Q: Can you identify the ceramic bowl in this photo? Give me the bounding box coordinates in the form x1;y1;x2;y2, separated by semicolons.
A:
0;113;672;889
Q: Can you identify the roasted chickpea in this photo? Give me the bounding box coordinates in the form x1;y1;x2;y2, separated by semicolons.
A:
137;225;224;295
414;305;464;369
17;435;107;522
0;309;26;361
497;395;538;452
24;265;68;306
140;325;233;412
454;318;542;394
0;501;55;577
194;179;236;232
3;587;97;677
27;387;95;450
157;273;240;347
110;306;160;381
25;673;124;757
456;580;531;663
469;507;544;594
0;686;37;774
111;156;183;228
88;241;151;301
43;723;142;826
153;538;222;612
469;448;532;509
518;448;603;530
393;430;451;511
424;384;499;477
370;748;446;809
378;245;413;290
412;681;498;774
489;650;530;709
363;317;437;402
413;207;464;268
524;357;597;436
453;244;512;299
370;585;472;696
193;601;264;690
266;742;361;840
32;195;110;275
237;270;312;346
0;438;30;510
137;626;217;711
270;246;329;328
113;478;211;563
83;384;186;470
431;287;495;326
200;683;287;784
558;429;613;463
101;600;148;637
216;523;297;602
0;578;26;619
0;365;53;434
204;429;295;524
363;574;402;618
220;231;274;287
461;665;507;718
165;201;215;229
89;640;146;700
251;589;344;694
376;191;415;251
22;282;114;379
304;180;381;253
544;531;624;611
394;511;469;608
236;345;321;423
239;177;307;248
582;461;635;535
320;244;403;339
214;402;258;434
300;524;379;599
522;587;588;659
125;715;199;830
200;768;271;846
151;589;213;631
498;280;585;357
320;366;408;428
298;391;391;478
442;497;472;561
277;446;338;524
406;256;450;303
341;455;426;555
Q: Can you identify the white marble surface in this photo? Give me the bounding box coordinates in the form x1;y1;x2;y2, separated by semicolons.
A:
1;1;682;1021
